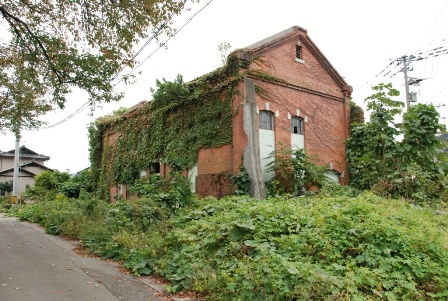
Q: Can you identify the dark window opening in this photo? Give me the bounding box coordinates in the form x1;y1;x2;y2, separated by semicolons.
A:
149;162;161;174
259;110;274;130
292;116;304;135
296;44;302;60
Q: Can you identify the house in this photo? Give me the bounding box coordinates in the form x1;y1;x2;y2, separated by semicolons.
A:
0;146;51;196
91;26;352;201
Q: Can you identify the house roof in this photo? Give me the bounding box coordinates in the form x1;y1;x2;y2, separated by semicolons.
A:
0;146;50;161
241;25;351;93
0;160;52;176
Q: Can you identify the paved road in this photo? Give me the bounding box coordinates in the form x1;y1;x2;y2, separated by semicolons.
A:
0;213;167;301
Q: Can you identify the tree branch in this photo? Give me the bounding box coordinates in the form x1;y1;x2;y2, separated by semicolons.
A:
0;5;64;84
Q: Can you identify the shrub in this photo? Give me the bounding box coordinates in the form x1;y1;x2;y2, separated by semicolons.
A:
152;194;448;300
265;146;326;196
231;165;250;195
130;172;193;209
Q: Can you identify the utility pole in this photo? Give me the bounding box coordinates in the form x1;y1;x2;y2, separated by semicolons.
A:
12;134;20;205
402;55;411;111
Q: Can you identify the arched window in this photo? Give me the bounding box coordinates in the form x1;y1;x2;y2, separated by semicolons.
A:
291;116;304;135
259;110;274;130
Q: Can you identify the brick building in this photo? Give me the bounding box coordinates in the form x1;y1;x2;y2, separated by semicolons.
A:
96;26;352;200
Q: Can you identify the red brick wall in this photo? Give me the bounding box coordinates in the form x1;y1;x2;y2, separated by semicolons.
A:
197;145;233;175
230;30;350;186
196;172;233;199
196;145;234;197
102;29;351;200
252;82;348;176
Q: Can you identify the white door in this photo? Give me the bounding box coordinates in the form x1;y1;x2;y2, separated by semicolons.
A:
188;164;198;193
259;129;275;181
291;134;304;151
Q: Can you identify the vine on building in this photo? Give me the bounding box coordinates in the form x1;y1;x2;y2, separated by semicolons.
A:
88;55;242;196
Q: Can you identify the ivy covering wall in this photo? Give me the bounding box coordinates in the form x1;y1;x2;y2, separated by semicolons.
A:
88;55;242;198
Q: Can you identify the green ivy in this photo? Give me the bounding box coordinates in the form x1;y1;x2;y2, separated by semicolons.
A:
89;55;242;189
231;165;251;195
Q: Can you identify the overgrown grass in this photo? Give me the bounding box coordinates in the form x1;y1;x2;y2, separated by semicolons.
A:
5;187;448;300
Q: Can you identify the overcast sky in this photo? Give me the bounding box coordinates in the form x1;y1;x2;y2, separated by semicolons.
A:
2;0;448;172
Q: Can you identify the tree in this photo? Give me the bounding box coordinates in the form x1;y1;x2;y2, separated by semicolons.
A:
34;170;71;191
346;83;446;201
0;0;196;136
0;180;13;193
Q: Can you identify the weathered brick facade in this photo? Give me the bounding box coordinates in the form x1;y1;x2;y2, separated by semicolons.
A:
102;26;352;201
204;26;352;197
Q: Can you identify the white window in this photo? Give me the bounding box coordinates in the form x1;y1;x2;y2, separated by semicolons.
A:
259;110;274;130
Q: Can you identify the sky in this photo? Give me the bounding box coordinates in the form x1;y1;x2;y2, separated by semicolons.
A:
2;0;448;172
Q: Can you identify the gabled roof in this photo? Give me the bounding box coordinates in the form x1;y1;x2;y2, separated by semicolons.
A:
0;146;50;161
241;25;351;93
0;160;52;176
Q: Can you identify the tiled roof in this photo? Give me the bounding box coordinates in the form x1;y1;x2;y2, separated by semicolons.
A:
0;146;50;161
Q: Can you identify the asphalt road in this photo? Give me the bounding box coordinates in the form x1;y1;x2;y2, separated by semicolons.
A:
0;213;167;301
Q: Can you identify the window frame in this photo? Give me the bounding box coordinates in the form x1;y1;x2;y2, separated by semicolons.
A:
291;116;304;135
259;110;274;131
296;44;302;60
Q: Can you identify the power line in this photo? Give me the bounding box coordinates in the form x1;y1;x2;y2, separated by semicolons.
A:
109;1;186;82
425;16;448;49
113;0;215;87
428;85;448;102
417;0;448;52
30;100;91;131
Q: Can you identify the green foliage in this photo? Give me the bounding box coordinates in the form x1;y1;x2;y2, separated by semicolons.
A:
9;196;171;275
22;170;70;201
0;0;194;135
6;192;448;299
89;58;241;189
0;196;12;211
231;166;251;195
23;169;96;201
34;170;70;190
152;194;448;300
0;181;13;193
265;146;326;196
350;100;365;126
347;83;447;202
59;182;83;199
130;172;194;209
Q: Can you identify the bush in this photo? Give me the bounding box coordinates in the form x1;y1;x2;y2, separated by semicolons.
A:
265;146;326;196
59;182;82;199
6;191;448;300
152;194;448;300
130;172;193;209
231;165;250;195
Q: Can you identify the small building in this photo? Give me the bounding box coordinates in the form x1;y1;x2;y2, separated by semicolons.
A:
91;26;352;201
0;146;51;196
